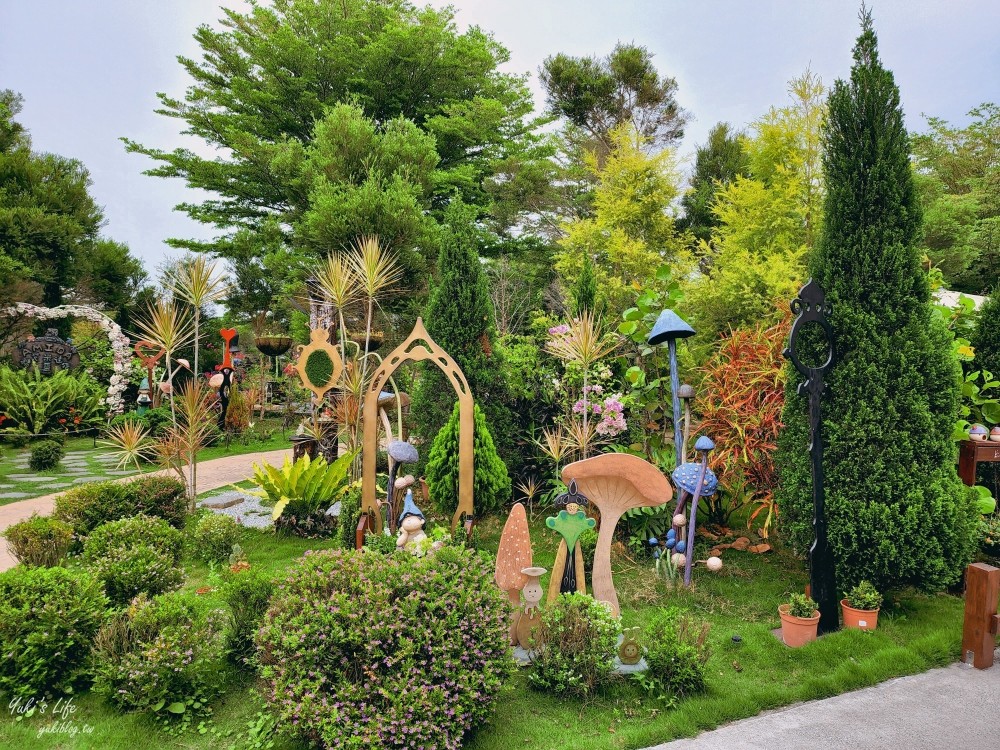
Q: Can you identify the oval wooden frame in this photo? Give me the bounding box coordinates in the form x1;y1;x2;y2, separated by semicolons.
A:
361;318;473;535
294;327;344;404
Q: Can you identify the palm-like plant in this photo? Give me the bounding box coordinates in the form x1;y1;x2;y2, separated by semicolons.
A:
101;420;154;472
134;298;193;426
313;253;360;353
158;379;215;506
167;255;228;375
348;235;402;382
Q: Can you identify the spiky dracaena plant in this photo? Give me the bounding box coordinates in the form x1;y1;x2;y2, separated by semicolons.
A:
167;255;228;376
775;12;978;591
134;298;193;427
101;420;154;472
156;379;215;506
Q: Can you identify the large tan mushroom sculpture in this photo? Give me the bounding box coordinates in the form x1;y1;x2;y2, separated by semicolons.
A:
562;453;673;617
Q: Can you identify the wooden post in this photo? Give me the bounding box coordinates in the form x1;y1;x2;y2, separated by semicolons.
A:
355;513;370;551
962;562;1000;669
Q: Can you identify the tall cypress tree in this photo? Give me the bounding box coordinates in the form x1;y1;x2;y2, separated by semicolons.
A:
411;201;515;475
776;11;978;592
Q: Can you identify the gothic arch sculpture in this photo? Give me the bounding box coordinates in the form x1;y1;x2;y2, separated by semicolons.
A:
361;318;473;536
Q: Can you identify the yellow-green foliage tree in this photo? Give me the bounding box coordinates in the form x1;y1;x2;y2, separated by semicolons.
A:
683;72;826;340
555;124;690;317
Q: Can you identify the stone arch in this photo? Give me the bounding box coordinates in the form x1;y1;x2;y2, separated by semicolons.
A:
361;317;473;535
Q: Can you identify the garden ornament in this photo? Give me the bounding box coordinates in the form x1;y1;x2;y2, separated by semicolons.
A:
396;490;427;552
495;503;533;644
783;279;839;634
990;427;1000;442
385;440;419;531
516;566;547;649
13;327;80;374
562;453;673;616
134;339;166;406
647;309;695;469
215;328;238;431
970;424;988;441
670;435;718;586
678;383;696;463
618;627;642;665
545;480;596;603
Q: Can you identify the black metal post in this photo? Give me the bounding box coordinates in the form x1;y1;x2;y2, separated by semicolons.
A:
783;279;839;634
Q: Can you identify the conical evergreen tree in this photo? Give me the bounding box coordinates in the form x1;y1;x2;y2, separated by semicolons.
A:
776;11;978;592
411;201;515;475
970;286;1000;380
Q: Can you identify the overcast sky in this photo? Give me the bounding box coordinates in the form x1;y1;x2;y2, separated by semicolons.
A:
2;0;998;276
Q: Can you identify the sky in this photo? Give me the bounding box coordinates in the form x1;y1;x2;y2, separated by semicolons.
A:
2;0;998;276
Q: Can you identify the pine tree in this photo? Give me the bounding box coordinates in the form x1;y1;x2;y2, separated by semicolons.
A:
776;11;978;592
411;202;515;475
970;287;1000;380
680;122;749;244
573;255;597;315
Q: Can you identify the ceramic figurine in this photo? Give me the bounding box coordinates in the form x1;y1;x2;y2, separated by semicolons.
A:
396;491;427;551
618;627;642;665
545;481;596;604
970;424;989;441
516;566;547;649
670;436;719;586
990;427;1000;442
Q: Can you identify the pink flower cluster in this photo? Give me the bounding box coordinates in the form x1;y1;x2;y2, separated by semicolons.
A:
572;388;627;437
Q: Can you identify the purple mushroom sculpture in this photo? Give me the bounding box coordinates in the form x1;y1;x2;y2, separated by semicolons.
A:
670;435;718;586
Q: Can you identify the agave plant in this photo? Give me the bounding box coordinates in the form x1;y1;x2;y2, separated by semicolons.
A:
244;451;356;521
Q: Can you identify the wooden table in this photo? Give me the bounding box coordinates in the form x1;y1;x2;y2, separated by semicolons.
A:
958;439;1000;486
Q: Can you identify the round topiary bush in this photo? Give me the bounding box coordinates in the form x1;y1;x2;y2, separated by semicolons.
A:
0;566;108;697
3;514;74;567
54;475;187;535
257;546;513;748
83;514;183;563
92;590;227;715
193;513;242;563
528;593;620;697
29;439;64;471
84;516;184;606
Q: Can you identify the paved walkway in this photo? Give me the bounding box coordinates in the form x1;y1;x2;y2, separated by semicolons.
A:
0;448;290;571
646;653;1000;750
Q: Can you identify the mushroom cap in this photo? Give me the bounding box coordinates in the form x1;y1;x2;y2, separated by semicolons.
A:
970;424;988;436
495;503;533;591
394;474;415;490
677;383;696;399
647;309;695;345
671;461;719;496
387;440;419;464
561;453;672;513
521;566;547;577
694;435;716;452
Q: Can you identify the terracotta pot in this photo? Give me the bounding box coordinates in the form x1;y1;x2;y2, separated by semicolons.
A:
841;599;879;631
778;604;820;647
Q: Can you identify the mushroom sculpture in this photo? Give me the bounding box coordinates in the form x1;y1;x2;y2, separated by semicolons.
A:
494;503;534;644
670;436;718;586
562;453;672;616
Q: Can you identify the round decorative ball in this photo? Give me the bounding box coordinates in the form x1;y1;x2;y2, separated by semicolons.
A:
671;552;686;568
706;556;723;572
666;539;676;550
648;537;659;546
970;424;989;441
675;540;687;554
673;513;687;527
991;427;1000;442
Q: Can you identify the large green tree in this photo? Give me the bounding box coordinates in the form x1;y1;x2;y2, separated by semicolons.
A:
126;0;540;311
912;103;1000;293
776;14;978;592
679;122;749;244
0;91;148;328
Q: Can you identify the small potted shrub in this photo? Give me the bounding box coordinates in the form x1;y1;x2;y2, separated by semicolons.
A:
778;592;819;647
841;580;883;631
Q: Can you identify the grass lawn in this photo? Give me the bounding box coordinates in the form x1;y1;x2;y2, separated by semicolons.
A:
0;510;965;750
0;423;292;505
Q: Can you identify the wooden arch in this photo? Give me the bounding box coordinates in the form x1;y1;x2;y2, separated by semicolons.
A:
361;317;474;535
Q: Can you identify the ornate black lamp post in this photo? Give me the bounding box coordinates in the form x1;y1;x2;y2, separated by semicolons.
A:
783;279;839;634
648;310;695;469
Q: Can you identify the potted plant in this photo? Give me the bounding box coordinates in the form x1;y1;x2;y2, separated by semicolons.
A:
841;580;883;631
778;592;819;647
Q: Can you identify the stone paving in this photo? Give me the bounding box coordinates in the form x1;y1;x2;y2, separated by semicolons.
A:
0;447;135;500
197;488;274;529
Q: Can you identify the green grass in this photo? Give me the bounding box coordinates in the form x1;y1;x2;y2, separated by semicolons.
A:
0;511;966;750
0;423;291;505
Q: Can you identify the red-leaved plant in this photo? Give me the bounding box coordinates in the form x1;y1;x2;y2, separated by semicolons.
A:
694;320;788;536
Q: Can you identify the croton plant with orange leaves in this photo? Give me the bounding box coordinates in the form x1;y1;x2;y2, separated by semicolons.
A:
695;319;789;537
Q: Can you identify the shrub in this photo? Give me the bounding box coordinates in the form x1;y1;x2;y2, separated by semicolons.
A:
257;546;512;748
86;544;184;607
0;365;105;435
54;476;187;534
696;320;787;534
845;581;883;611
983;514;1000;558
776;19;979;592
29;439;64;471
971;286;1000;381
3;515;74;567
83;514;183;562
640;608;710;699
426;401;511;516
337;483;362;550
92;591;227;717
0;566;108;697
527;594;620;697
787;593;817;619
220;566;275;666
193;514;242;563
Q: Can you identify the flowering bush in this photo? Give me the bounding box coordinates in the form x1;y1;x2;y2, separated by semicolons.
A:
92;591;227;716
528;593;620;697
257;546;513;749
0;566;108;697
193;513;242;563
3;515;74;567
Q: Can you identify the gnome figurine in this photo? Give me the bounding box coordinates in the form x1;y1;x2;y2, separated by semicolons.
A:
396;490;428;552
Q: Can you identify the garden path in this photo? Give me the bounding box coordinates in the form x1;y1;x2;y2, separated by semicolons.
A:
645;655;1000;750
0;448;291;571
